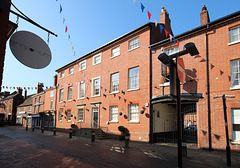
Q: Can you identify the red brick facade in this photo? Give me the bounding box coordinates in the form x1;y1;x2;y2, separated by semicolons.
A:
151;9;240;150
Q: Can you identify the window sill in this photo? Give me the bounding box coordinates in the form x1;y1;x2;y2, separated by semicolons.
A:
78;97;85;100
67;121;71;122
91;95;100;98
231;140;240;145
127;88;140;92
228;40;240;46
68;74;73;76
109;91;119;95
230;86;240;90
110;55;120;59
67;100;72;102
93;62;101;66
128;46;140;52
128;121;139;124
77;121;84;123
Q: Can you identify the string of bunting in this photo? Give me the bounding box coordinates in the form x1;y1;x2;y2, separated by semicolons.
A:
133;0;180;48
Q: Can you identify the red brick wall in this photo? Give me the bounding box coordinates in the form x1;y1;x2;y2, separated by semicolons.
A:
151;17;240;150
56;27;152;142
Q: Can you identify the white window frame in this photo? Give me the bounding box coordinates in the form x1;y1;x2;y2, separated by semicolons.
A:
77;107;84;122
50;91;54;97
59;108;63;121
128;104;139;122
29;106;31;111
59;89;64;102
69;67;74;75
129;37;140;51
67;110;71;122
68;86;73;101
111;46;120;58
229;26;240;45
128;67;139;90
165;46;179;55
92;77;101;97
110;72;119;93
60;71;65;79
78;82;85;99
79;60;86;71
230;59;240;90
50;100;53;110
93;53;102;65
110;106;118;122
231;109;240;143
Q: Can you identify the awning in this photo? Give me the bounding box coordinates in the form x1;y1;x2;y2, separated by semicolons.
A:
151;93;203;104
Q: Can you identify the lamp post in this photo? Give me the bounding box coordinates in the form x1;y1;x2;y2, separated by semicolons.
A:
158;42;199;168
214;94;235;166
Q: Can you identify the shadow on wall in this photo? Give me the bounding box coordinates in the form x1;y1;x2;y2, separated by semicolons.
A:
183;68;198;93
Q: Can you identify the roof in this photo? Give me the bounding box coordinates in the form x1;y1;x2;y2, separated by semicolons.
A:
18;95;34;107
56;22;154;72
4;91;19;100
149;10;240;48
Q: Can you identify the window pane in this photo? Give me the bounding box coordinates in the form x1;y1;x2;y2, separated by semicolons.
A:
111;73;119;92
129;104;139;122
110;106;118;121
231;60;240;87
78;83;85;99
68;87;72;100
129;67;139;89
93;78;100;96
78;108;84;122
129;37;139;50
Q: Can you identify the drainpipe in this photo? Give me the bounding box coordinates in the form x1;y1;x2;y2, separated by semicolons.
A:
149;24;154;144
206;24;212;150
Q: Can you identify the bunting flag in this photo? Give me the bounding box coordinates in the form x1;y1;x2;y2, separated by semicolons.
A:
65;26;68;33
147;11;151;20
68;34;70;39
154;18;158;27
59;4;62;13
174;38;177;44
63;16;65;24
177;41;180;47
164;30;168;38
169;34;173;41
160;25;163;33
140;3;145;13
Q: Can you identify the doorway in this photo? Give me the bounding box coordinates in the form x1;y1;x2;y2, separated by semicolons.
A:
92;105;99;128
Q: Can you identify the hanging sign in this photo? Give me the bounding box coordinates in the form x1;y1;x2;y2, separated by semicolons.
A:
9;31;52;69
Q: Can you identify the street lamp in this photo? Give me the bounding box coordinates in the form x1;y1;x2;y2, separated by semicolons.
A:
158;42;199;168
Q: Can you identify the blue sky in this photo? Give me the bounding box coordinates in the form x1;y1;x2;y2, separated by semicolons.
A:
2;0;240;95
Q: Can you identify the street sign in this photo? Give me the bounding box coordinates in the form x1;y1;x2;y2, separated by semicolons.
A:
177;57;186;84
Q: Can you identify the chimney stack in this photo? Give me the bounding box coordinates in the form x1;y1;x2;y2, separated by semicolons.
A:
200;5;210;25
160;7;173;36
37;83;44;93
17;88;23;96
54;75;58;87
24;89;27;99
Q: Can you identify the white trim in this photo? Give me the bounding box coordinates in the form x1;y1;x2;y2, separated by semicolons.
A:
78;82;85;99
79;60;87;71
127;88;140;92
111;46;120;58
91;76;101;97
128;46;140;52
228;40;240;46
230;85;240;90
93;53;102;65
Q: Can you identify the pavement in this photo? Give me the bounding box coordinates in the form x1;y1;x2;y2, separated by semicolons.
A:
0;126;240;168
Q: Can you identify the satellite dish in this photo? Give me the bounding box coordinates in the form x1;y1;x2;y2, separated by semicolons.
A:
9;31;51;69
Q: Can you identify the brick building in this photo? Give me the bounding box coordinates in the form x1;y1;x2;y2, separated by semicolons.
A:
16;91;33;127
150;6;240;150
55;8;172;142
0;88;24;125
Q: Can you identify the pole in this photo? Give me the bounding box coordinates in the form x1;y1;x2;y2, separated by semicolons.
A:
222;95;231;166
175;57;182;168
206;25;212;151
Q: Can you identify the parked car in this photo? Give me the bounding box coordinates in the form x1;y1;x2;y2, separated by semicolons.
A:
184;125;197;142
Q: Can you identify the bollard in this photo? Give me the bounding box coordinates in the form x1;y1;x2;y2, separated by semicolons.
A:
41;126;44;133
125;134;130;148
26;125;28;131
69;128;72;138
32;126;34;132
182;142;187;157
91;130;95;142
53;127;56;136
